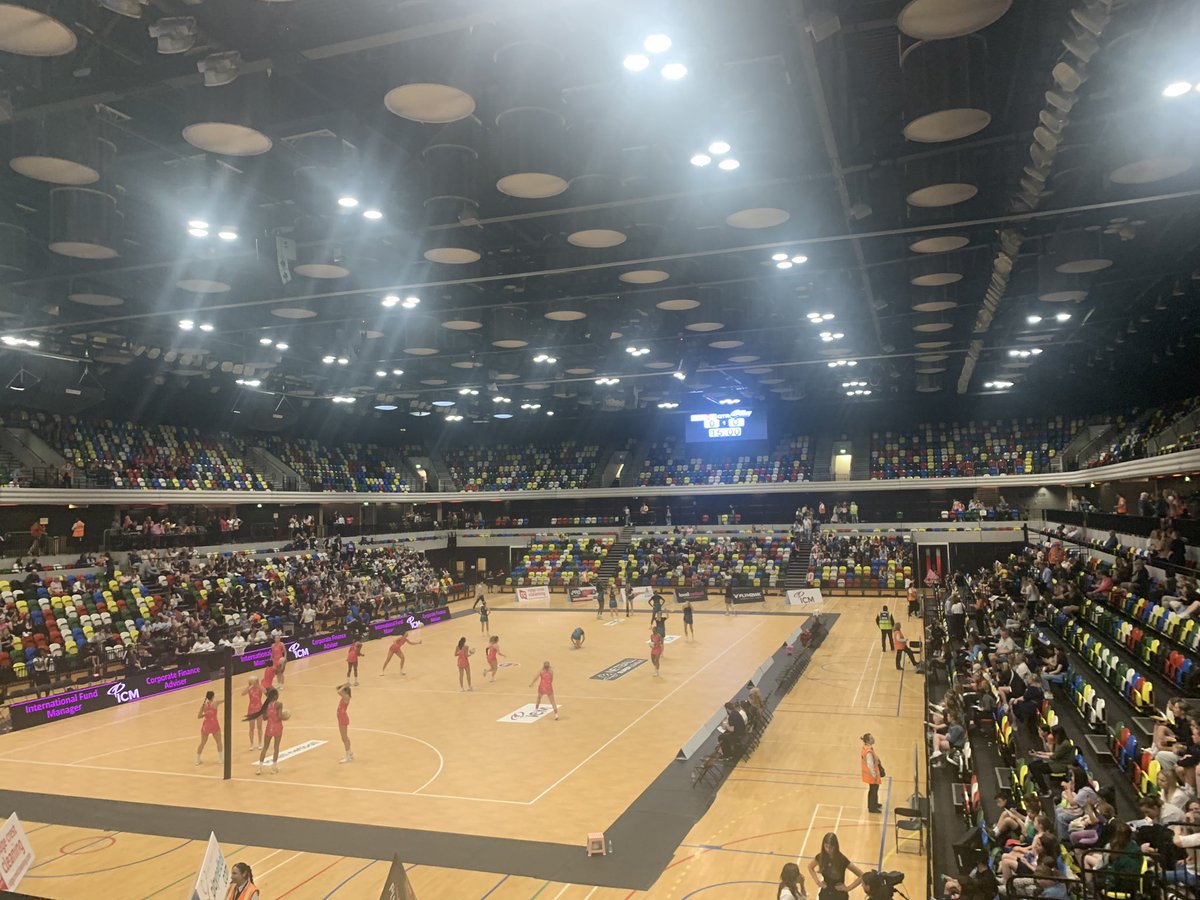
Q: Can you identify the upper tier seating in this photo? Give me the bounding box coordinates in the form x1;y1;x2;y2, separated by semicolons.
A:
506;535;614;586
1084;396;1200;468
27;412;268;490
445;442;600;491
870;417;1083;479
617;533;794;588
637;435;812;486
262;437;419;492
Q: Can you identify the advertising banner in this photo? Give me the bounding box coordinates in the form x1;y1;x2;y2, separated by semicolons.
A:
567;586;598;604
674;587;708;602
189;832;230;900
786;588;824;606
515;585;551;602
728;587;765;604
0;814;34;892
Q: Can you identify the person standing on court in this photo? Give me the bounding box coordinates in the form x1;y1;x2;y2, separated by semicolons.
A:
860;733;884;813
876;604;895;651
893;623;920;671
226;862;259;900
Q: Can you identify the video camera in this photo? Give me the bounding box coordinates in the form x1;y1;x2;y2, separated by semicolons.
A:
862;869;908;900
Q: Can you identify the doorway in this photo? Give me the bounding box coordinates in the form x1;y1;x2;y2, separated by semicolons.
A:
833;452;852;481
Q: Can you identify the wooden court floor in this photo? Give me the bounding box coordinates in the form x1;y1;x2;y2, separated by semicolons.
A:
2;592;928;899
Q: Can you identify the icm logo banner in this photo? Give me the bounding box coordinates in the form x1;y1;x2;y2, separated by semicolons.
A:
590;658;648;681
498;703;560;724
106;682;141;704
287;642;311;659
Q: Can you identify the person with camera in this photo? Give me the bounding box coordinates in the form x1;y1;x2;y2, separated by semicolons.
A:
807;832;863;900
860;733;884;813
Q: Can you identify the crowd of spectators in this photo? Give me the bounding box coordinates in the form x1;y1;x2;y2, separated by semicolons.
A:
637;435;812;486
616;532;795;589
0;542;459;696
929;546;1200;899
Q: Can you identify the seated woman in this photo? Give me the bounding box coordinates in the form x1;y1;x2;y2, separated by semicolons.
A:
998;829;1059;883
1083;821;1142;893
929;712;966;763
994;793;1044;846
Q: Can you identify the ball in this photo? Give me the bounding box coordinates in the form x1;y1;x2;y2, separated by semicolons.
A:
469;648;476;655
281;710;291;721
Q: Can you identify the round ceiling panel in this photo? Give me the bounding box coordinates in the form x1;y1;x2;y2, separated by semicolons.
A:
544;309;587;321
495;373;520;381
565;367;594;375
1039;289;1087;303
911;272;963;287
294;263;349;279
423;247;481;264
0;4;77;56
916;353;949;363
685;321;725;332
10;156;98;185
906;182;978;208
912;299;959;313
915;340;951;350
451;360;481;369
403;347;438;356
567;229;627;248
620;269;670;284
913;321;954;333
492;338;528;349
903;109;992;144
898;0;1012;39
645;361;674;369
728;354;760;363
497;173;569;199
656;298;700;311
909;235;970;254
709;339;744;349
1109;157;1192;185
384;84;476;124
725;208;790;229
270;307;316;319
178;278;231;294
182;123;272;157
69;292;124;307
1055;258;1113;275
441;319;483;330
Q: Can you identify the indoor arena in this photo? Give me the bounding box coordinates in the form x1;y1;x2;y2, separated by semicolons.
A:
1;1;1199;899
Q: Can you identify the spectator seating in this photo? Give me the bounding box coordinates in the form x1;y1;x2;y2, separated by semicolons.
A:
807;533;911;590
549;517;622;526
28;412;268;490
637;435;812;486
870;417;1083;479
445;442;601;491
262;437;418;492
616;533;794;588
0;575;160;679
506;535;613;586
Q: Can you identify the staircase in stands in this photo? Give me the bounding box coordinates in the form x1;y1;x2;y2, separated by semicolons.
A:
595;526;635;587
783;538;813;590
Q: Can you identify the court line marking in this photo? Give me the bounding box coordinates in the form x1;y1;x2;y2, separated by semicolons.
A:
257;849;305;881
283;682;659;703
141;843;250;898
323;858;378;897
277;856;346;898
25;838;192;880
796;803;825;861
526;619;768;805
0;694;201;759
866;645;886;708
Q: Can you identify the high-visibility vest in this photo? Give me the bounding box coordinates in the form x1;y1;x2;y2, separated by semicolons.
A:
861;745;881;784
877;610;893;631
894;632;907;650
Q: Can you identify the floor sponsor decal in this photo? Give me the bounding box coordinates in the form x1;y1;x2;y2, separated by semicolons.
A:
498;703;560;724
250;739;326;765
590;658;647;681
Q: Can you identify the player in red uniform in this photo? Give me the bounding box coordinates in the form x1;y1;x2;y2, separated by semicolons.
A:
485;635;505;682
270;636;287;687
530;661;559;720
346;640;364;686
242;675;264;750
649;629;664;677
261;658;276;693
380;628;421;676
455;637;473;691
247;688;285;775
336;683;353;763
196;690;224;765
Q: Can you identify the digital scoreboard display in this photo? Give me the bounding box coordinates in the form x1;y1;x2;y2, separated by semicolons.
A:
684;408;767;443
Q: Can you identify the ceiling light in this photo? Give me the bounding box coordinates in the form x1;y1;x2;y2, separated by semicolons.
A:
708;140;731;155
336;357;349;365
661;62;688;80
594;377;620;386
1027;314;1043;324
322;355;336;364
391;368;404;376
771;252;789;262
431;400;456;407
827;359;857;368
337;196;359;209
381;295;400;307
520;402;542;410
444;414;463;421
492;395;511;403
717;398;739;405
643;34;672;53
1055;312;1072;322
217;229;237;241
410;410;431;417
819;331;844;342
545;410;555;416
1030;347;1043;355
1163;81;1194;98
984;380;1014;389
776;260;793;270
625;345;650;356
494;413;514;419
198;323;214;332
657;401;679;409
402;295;421;309
717;158;740;171
275;343;289;351
331;395;356;404
258;337;274;345
188;219;209;230
458;387;478;396
792;255;809;265
234;378;261;387
1;335;39;348
178;319;194;330
375;404;398;411
672;370;686;381
188;228;208;238
533;354;557;364
362;209;383;220
690;153;712;167
623;53;650;72
375;370;387;377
